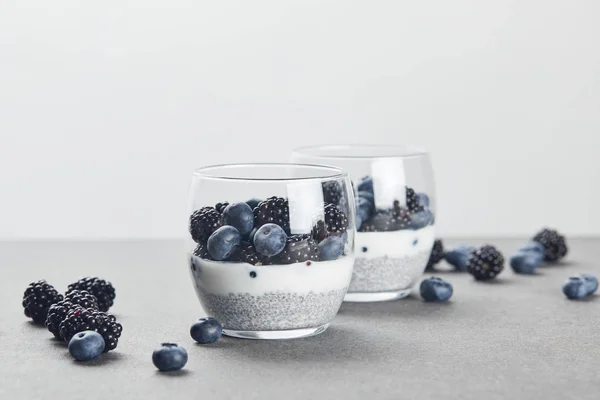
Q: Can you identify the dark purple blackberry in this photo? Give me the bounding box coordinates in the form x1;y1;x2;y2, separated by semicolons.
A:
231;242;267;265
253;197;290;234
406;187;425;213
322;181;342;205
189;207;222;243
311;220;328;243
45;290;98;339
59;306;123;352
215;202;229;214
22;280;63;323
466;245;505;281
67;277;115;312
193;243;211;259
426;239;445;271
324;203;348;235
360;208;410;232
532;228;568;262
274;234;319;264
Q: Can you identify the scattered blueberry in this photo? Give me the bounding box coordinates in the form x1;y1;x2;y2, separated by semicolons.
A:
222;202;254;236
190;317;223;344
580;274;598;295
420;277;453;302
562;276;588;300
518;241;545;257
357;191;375;205
409;209;434;230
207;226;242;261
318;236;345;261
510;251;543;274
416;192;430;208
68;331;105;361
357;176;373;195
246;198;262;210
444;245;474;272
253;223;287;257
152;343;188;372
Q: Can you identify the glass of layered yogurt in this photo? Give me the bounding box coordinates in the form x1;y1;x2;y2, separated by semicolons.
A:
187;164;356;339
292;145;436;302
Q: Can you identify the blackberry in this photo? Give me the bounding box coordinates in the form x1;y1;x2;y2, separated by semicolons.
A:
406;187;425;213
45;290;99;339
324;203;348;235
215;202;229;214
532;228;568;262
231;242;266;265
466;245;505;281
311;220;328;242
59;306;123;352
22;280;63;323
322;181;342;205
189;207;222;243
274;234;319;264
426;239;445;271
253;197;290;234
193;243;211;259
360;208;411;232
67;277;116;312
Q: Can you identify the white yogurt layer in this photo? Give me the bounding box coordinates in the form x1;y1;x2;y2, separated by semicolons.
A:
190;255;355;296
355;225;435;260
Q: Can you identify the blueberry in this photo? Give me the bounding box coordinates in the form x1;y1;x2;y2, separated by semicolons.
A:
207;226;241;261
318;236;345;261
580;274;598;295
417;192;430;208
249;228;258;243
68;331;105;361
356;197;374;221
152;343;188;372
562;276;588;299
357;176;373;195
357;191;375;205
518;241;545;256
253;223;287;257
190;317;223;344
409;210;434;230
420;277;453;302
444;245;474;272
246;198;262;210
510;251;543;274
222;202;254;236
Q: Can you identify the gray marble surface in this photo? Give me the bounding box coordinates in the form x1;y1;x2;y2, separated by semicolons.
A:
1;238;599;400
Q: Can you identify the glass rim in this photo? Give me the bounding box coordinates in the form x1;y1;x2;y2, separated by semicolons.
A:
192;163;348;182
292;144;429;160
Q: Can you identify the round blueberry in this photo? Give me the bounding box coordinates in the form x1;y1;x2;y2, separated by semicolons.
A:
357;190;375;205
409;210;434;230
190;317;223;344
152;343;188;372
510;251;543;274
444;245;474;272
207;226;241;261
580;274;598;295
248;228;258;243
518;241;545;256
246;198;262;210
318;236;345;261
562;276;588;299
416;192;430;208
68;331;105;361
222;202;254;236
420;277;453;302
357;176;374;195
253;223;287;257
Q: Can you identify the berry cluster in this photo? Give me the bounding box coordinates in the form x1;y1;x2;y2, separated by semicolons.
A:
189;197;349;265
22;277;122;361
354;176;433;232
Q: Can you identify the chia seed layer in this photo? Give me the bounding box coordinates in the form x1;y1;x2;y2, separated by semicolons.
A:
196;288;347;331
348;249;431;293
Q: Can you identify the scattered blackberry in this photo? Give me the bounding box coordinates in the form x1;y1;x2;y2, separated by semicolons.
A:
360;208;410;232
253;197;290;234
22;280;63;323
466;245;505;281
426;239;445;271
231;242;267;265
215;202;229;214
406;187;425;213
59;307;123;352
322;181;342;205
532;228;568;262
274;234;319;264
67;277;116;312
189;207;222;243
193;243;211;259
324;204;348;235
45;290;99;339
311;220;328;242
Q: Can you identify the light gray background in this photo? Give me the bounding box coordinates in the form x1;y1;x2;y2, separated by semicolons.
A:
1;0;599;239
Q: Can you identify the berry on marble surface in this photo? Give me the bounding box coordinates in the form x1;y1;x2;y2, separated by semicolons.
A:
426;240;445;271
152;343;188;372
68;331;105;361
532;228;568;262
466;245;504;281
444;245;474;272
562;276;588;299
67;277;115;312
22;280;63;324
420;277;453;302
190;317;223;344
